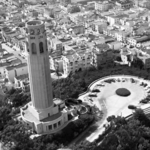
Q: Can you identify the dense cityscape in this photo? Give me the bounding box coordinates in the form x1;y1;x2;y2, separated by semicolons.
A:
1;0;150;150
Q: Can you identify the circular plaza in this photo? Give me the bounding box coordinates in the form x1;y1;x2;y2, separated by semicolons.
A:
79;75;150;142
82;75;150;117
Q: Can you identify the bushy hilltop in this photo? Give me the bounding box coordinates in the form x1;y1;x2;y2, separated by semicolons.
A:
71;109;150;150
1;61;150;150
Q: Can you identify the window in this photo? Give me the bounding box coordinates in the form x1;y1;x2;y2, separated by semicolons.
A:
30;37;35;39
31;43;36;54
70;62;73;66
54;123;57;129
39;42;44;53
48;125;52;130
26;42;29;52
45;40;48;51
58;121;61;126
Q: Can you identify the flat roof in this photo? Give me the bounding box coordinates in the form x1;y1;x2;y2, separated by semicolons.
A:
53;98;64;105
2;53;14;59
6;63;27;71
0;49;5;53
9;58;22;65
42;112;62;122
23;107;39;123
15;35;25;40
51;38;62;44
16;74;28;80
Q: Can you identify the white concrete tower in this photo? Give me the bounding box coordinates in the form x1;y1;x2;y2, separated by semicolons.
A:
26;20;53;110
20;20;69;134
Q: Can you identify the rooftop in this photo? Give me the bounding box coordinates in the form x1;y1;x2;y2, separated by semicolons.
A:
6;63;27;71
15;35;25;40
16;74;28;80
53;98;64;105
2;53;14;59
42;112;62;122
51;38;62;44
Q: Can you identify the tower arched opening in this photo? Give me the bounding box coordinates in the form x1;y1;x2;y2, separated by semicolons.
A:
39;42;44;53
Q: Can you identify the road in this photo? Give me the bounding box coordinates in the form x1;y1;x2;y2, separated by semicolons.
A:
2;43;27;63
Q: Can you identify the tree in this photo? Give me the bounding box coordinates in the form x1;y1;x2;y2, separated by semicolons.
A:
0;120;33;150
0;106;12;131
128;105;137;110
131;58;144;69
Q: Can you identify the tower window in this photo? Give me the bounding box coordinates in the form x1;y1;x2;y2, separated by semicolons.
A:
26;42;29;52
31;43;37;54
39;42;44;53
48;125;52;130
30;37;35;39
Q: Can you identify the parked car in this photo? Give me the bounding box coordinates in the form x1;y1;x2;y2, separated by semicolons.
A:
140;99;149;104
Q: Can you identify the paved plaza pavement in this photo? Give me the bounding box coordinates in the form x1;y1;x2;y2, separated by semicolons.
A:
78;76;149;143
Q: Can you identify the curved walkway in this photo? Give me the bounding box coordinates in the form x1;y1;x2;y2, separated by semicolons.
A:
77;75;150;143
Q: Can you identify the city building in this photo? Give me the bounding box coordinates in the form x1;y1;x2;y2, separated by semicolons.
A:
120;48;133;65
91;44;115;68
20;20;71;134
5;63;28;83
95;1;113;11
115;0;133;9
62;45;92;75
137;50;150;69
59;0;71;6
14;74;29;90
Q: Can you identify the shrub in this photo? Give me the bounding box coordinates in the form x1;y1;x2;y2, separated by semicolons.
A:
77;99;82;104
89;94;97;97
128;105;137;110
140;99;149;104
92;89;100;92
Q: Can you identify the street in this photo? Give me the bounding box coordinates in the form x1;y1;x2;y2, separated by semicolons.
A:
2;43;27;63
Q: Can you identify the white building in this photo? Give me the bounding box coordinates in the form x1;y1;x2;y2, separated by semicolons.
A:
14;74;29;90
20;20;71;134
120;48;133;65
62;48;92;76
95;1;113;11
5;63;28;83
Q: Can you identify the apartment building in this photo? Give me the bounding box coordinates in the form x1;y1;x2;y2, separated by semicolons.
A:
14;74;29;90
127;36;150;47
5;63;28;82
120;48;133;65
91;43;114;68
62;48;92;75
116;0;133;9
95;1;113;11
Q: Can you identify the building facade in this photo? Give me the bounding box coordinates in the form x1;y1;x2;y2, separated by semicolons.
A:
62;49;92;75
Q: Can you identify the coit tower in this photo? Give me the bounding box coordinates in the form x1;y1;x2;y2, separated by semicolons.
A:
20;20;69;134
26;20;53;110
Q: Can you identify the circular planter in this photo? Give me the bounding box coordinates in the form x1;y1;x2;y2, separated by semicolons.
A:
116;88;131;97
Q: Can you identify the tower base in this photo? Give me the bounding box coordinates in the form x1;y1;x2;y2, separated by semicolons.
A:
20;99;70;134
